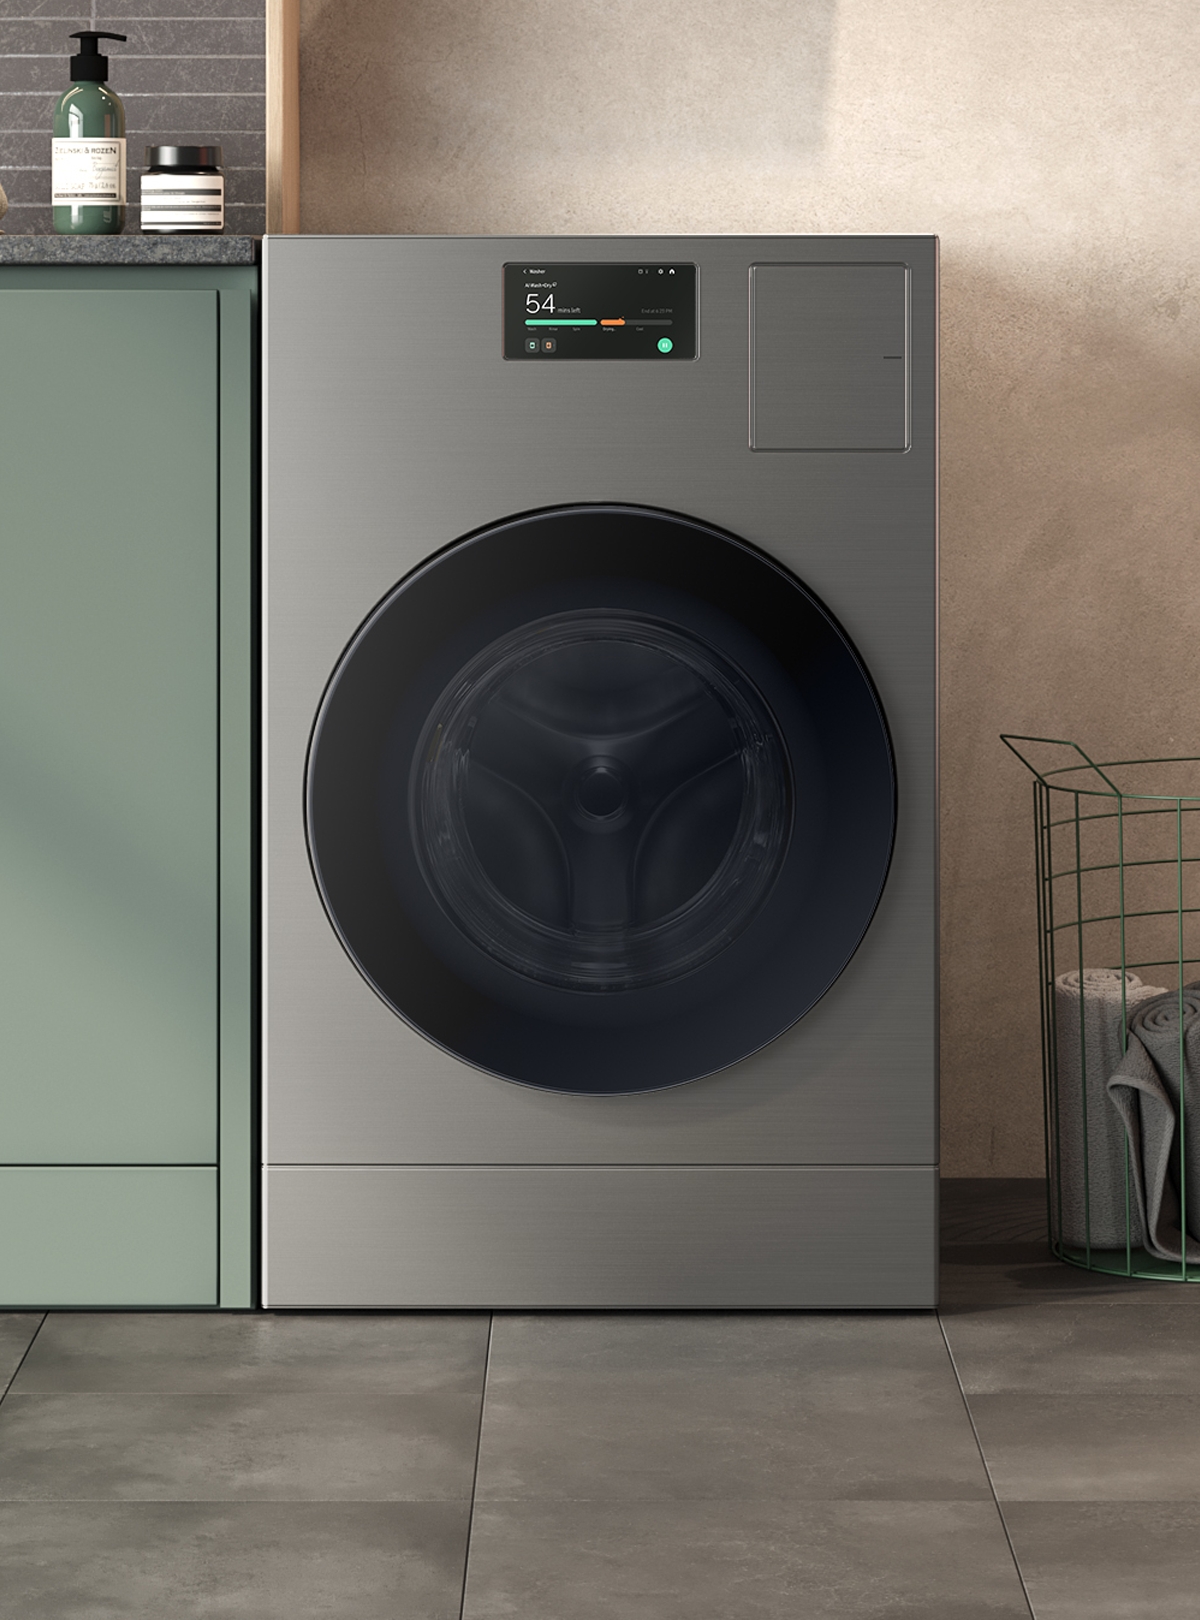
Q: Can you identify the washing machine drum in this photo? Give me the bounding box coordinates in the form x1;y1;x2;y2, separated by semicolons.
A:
307;505;895;1094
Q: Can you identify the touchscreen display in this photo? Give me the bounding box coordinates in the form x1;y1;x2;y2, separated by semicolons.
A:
504;262;697;360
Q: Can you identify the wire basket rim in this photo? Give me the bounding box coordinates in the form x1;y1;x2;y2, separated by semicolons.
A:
1001;733;1200;803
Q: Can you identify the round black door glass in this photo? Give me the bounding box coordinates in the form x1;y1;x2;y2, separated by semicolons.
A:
412;610;790;992
307;504;895;1095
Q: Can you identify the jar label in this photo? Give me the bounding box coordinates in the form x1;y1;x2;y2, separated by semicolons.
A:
140;172;225;231
52;138;126;204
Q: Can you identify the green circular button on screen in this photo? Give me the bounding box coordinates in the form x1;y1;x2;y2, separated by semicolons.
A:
657;337;673;353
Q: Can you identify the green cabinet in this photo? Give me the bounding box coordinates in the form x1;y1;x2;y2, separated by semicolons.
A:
0;266;255;1306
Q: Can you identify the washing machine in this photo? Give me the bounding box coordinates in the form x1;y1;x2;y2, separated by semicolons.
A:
262;234;937;1308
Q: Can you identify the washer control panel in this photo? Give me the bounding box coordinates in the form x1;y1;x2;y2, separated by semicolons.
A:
504;262;696;360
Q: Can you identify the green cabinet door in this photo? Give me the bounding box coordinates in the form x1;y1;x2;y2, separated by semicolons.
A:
0;268;254;1307
0;291;218;1164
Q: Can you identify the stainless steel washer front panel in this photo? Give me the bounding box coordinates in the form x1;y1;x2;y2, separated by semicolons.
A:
265;1166;938;1309
263;234;937;1306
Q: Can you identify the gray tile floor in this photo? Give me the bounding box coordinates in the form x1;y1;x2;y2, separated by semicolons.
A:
2;1180;1198;1617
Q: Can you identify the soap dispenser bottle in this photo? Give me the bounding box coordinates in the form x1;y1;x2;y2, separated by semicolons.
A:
52;31;128;235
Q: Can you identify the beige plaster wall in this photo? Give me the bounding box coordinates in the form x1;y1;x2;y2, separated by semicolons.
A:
297;0;1200;1174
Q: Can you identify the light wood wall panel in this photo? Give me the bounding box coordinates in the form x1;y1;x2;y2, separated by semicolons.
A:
267;0;300;232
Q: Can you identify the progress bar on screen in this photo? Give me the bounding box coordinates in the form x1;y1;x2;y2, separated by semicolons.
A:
524;318;675;327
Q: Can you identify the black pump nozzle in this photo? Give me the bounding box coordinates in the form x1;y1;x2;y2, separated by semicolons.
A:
68;30;126;82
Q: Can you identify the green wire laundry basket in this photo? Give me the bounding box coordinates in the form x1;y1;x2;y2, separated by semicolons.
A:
1003;735;1200;1280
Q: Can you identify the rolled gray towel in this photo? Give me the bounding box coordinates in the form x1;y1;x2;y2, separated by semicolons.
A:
1053;969;1165;1249
1107;982;1200;1262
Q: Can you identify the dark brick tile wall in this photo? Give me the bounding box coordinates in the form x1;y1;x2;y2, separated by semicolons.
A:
0;0;265;235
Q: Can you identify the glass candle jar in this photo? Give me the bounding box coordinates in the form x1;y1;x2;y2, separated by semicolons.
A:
140;144;224;234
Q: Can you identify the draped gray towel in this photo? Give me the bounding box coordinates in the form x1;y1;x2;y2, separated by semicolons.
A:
1053;969;1165;1248
1107;982;1200;1262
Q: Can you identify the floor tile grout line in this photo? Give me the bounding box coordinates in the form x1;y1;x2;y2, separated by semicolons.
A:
0;1314;47;1410
937;1311;1037;1620
458;1314;494;1620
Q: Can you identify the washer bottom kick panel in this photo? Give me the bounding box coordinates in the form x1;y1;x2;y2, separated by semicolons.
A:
264;1166;937;1309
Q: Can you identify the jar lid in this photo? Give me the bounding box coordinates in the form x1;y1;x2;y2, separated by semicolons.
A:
145;144;222;169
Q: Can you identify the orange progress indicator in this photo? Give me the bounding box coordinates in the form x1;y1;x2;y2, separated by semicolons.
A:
600;318;625;326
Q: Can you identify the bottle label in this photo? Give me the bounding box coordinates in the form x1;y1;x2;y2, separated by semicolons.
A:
52;138;126;204
140;171;224;231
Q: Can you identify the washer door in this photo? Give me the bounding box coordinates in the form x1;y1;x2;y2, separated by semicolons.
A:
307;505;895;1094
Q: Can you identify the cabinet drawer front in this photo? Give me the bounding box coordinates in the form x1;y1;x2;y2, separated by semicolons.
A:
0;291;218;1163
0;1167;216;1306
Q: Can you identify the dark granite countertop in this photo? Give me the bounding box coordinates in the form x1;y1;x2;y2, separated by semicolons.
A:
0;234;258;265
